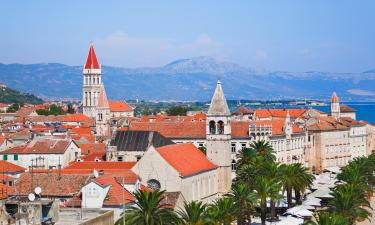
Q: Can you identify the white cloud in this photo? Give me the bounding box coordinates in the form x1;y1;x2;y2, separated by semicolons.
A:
94;31;225;67
347;89;375;96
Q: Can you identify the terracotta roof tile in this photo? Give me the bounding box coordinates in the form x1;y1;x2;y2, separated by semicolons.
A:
109;101;133;112
0;160;26;173
65;161;136;171
156;143;217;177
84;44;100;69
10;172;90;197
94;175;135;206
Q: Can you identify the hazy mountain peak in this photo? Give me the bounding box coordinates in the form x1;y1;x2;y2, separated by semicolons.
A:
163;56;248;74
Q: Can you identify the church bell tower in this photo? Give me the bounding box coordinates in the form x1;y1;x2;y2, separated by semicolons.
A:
206;81;232;194
82;43;102;119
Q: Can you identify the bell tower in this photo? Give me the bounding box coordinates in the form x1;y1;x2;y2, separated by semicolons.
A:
82;43;102;118
96;85;111;137
206;81;232;194
330;91;340;119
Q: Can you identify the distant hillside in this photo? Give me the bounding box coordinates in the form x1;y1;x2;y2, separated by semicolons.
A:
0;85;44;104
0;58;374;101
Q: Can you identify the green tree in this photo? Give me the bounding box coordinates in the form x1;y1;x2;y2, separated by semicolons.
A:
328;183;371;223
305;211;351;225
248;140;276;162
6;103;19;113
177;201;206;225
226;183;257;225
166;106;189;116
204;198;236;225
116;190;180;225
253;177;281;225
279;163;313;208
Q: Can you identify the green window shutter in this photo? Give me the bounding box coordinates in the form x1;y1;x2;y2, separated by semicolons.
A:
3;155;8;160
14;154;18;161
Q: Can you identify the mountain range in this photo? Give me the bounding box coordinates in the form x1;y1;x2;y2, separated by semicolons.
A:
0;56;375;101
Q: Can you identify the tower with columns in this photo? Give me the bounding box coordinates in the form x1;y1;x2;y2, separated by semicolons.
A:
82;43;102;118
330;91;340;119
206;81;232;194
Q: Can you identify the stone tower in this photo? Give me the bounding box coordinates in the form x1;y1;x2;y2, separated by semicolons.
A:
96;85;111;137
330;91;340;119
284;110;292;139
82;43;102;119
206;81;232;194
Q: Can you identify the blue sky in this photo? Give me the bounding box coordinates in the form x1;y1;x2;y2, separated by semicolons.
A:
1;0;374;72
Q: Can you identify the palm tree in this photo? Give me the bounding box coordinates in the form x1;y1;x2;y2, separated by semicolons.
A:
253;177;281;225
262;161;283;220
204;197;236;225
292;163;314;204
177;201;206;225
226;183;257;225
305;211;351;225
117;190;180;225
236;147;257;167
328;183;371;223
249;140;276;162
279;163;314;207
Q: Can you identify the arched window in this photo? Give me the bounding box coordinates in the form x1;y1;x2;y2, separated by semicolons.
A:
147;179;161;190
231;160;237;171
217;121;224;134
209;121;216;134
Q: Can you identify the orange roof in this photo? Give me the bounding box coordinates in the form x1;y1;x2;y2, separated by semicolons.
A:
70;127;93;136
156;143;217;177
94;175;135;206
340;105;356;112
84;44;100;69
65;161;136;171
0;160;26;173
61;114;92;123
129;121;206;138
331;92;339;103
254;108;306;118
109;101;133;112
0;140;70;155
78;143;105;155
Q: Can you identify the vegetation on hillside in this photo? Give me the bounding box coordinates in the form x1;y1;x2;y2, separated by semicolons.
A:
0;86;44;105
36;104;65;116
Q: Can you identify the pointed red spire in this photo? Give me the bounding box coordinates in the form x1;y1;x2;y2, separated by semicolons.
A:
84;43;100;69
331;92;339;103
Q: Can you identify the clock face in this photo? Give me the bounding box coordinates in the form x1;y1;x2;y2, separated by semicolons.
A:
147;179;161;190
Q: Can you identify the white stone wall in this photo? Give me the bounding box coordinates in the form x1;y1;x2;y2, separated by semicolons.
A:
81;182;110;209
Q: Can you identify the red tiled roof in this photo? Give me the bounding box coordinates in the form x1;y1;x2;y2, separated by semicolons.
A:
109;101;133;112
78;143;105;155
340;105;357;112
84;44;100;69
254;108;306;118
0;140;70;155
307;116;363;132
65;161;136;171
129;121;206;138
156;143;217;177
94;175;135;206
0;160;25;173
232;105;254;115
61;114;92;123
70;127;93;136
10;172;90;197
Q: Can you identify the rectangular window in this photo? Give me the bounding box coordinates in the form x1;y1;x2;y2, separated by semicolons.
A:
13;154;18;161
117;156;123;162
3;155;7;161
231;143;236;153
241;143;246;149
